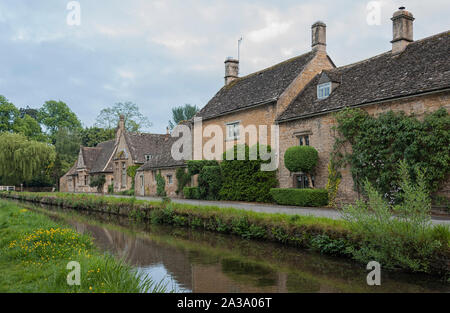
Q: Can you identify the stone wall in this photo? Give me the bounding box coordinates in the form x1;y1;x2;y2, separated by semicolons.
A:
135;167;182;198
278;91;450;203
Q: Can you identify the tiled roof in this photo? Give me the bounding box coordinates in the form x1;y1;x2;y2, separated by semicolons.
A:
81;147;101;170
90;140;115;173
137;136;186;171
196;50;318;120
124;132;170;164
278;31;450;122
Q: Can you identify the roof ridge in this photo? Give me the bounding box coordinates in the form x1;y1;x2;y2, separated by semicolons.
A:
330;30;449;72
225;50;317;88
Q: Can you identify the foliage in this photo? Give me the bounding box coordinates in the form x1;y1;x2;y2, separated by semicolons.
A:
186;160;219;176
126;165;140;190
219;144;278;203
156;172;166;197
3;191;449;277
341;161;449;274
95;101;152;132
0;95;46;141
284;145;318;173
325;160;342;208
270;188;328;207
81;127;115;147
89;175;106;193
175;168;191;195
0;132;56;185
199;166;222;200
0;201;168;293
38;100;82;142
183;187;201;199
333;108;450;201
108;184;114;194
168;104;199;130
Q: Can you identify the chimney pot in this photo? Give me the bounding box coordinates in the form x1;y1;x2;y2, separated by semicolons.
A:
311;21;326;52
224;57;239;86
391;7;414;54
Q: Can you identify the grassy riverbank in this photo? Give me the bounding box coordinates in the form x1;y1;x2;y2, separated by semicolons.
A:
1;191;449;279
0;199;167;293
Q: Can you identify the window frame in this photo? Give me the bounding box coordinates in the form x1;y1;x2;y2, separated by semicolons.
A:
167;174;173;185
225;121;241;141
317;82;331;99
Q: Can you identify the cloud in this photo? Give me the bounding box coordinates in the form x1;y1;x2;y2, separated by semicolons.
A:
0;0;448;133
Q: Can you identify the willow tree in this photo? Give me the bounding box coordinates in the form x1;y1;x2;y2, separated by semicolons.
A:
0;132;56;185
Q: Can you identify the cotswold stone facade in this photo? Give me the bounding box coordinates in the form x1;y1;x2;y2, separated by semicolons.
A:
63;8;449;204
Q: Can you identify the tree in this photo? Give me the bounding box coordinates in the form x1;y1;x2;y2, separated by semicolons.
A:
0;132;55;185
38;100;82;142
95;102;152;132
168;104;199;130
0;95;20;132
284;146;319;188
19;106;39;120
54;127;81;175
81;127;115;147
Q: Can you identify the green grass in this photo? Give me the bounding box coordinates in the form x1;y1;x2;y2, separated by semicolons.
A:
0;200;168;293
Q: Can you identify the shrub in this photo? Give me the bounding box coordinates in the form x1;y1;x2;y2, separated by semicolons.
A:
333;107;450;201
175;168;191;195
341;161;448;273
107;184;114;194
270;188;328;207
156;173;166;197
198;166;222;200
284;146;318;173
219;144;278;203
89;175;106;193
187;160;219;176
183;187;200;199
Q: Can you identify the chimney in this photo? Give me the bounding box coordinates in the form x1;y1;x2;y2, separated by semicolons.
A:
391;7;414;54
224;57;239;85
118;115;125;131
311;21;326;52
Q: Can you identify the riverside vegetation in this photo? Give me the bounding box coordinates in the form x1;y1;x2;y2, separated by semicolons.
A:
1;164;449;281
0;200;168;292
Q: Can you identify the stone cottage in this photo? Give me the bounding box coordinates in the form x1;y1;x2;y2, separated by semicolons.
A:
276;8;450;202
60;116;172;193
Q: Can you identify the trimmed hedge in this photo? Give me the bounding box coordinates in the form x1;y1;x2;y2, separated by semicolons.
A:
270;188;328;207
183;187;201;200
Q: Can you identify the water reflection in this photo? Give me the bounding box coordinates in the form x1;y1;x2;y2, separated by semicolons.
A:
21;201;450;293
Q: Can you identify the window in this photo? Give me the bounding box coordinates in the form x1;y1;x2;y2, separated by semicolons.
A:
298;135;310;146
145;154;152;162
121;162;127;188
226;122;240;140
84;175;88;186
152;170;157;182
167;174;173;184
295;174;315;189
317;82;331;99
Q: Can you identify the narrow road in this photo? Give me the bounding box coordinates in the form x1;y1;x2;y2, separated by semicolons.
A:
102;194;450;226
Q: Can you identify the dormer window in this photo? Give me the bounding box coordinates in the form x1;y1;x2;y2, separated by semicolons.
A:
145;154;152;162
317;82;331;99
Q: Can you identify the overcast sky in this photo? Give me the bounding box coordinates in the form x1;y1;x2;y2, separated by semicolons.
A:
0;0;448;133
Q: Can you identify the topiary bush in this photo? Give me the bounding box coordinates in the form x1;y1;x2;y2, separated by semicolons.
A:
219;144;278;203
183;187;201;199
270;188;328;207
284;146;318;173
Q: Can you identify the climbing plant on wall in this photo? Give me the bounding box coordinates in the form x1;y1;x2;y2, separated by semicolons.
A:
331;107;450;202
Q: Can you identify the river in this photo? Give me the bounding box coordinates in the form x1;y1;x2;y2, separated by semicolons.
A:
15;200;450;293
